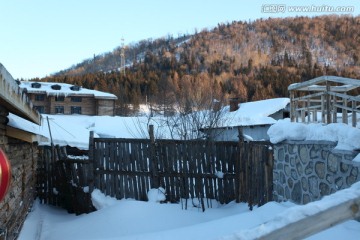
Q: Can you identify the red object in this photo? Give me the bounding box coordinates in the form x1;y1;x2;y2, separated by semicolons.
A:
0;149;11;201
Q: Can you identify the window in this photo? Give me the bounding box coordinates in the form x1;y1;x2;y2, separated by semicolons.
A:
55;106;64;114
31;82;41;88
35;94;45;101
70;85;81;91
55;96;65;102
71;106;82;114
71;96;82;102
51;84;61;90
34;106;45;113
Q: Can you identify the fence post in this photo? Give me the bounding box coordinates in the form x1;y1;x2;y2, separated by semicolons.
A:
88;131;95;192
149;125;159;188
236;127;244;203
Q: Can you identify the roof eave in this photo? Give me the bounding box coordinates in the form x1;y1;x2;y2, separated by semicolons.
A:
0;65;41;125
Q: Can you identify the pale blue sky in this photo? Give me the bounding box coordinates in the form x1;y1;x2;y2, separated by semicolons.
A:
1;0;359;79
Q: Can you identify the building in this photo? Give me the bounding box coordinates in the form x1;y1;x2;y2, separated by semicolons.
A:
19;81;118;116
202;98;290;141
0;63;43;240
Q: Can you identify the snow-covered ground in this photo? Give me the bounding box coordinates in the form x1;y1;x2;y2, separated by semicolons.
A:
12;96;360;239
18;183;360;240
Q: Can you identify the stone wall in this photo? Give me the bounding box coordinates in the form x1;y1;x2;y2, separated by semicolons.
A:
0;108;38;240
273;140;360;204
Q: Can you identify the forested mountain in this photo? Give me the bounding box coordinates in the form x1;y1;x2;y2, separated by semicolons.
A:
33;15;360;115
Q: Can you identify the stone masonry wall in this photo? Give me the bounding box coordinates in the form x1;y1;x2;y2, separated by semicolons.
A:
0;136;38;240
273;141;360;204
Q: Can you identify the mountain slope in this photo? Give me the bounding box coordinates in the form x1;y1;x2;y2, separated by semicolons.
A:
39;15;360;115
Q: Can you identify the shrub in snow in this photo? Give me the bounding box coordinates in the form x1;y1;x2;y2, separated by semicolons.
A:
147;187;166;203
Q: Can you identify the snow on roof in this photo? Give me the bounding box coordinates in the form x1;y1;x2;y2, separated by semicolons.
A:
7;114;174;150
7;113;43;135
19;81;117;100
219;98;290;127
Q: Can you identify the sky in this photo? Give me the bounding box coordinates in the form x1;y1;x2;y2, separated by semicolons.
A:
1;0;359;80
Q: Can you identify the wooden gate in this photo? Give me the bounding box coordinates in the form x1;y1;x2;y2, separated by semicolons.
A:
37;146;94;214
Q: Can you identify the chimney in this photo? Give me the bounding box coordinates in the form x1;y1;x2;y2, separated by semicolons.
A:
212;99;221;112
229;97;240;112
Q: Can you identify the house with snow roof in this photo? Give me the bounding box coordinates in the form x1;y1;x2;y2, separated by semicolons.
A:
19;81;118;116
202;98;290;141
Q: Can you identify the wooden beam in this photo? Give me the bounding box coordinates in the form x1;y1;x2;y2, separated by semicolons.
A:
6;126;37;143
328;91;360;102
292;92;323;101
258;197;360;240
294;85;357;92
334;104;360;113
288;75;360;91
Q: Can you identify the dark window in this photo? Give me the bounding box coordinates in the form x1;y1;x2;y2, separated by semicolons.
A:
35;94;45;101
51;84;61;90
71;106;82;114
31;82;41;88
55;106;64;114
34;106;45;113
70;85;81;91
71;96;82;102
55;96;65;102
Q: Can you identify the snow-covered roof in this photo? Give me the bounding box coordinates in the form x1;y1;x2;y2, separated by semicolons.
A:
4;98;290;149
7;114;174;150
19;81;117;100
218;98;290;127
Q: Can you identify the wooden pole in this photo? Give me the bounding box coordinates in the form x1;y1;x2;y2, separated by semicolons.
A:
46;113;56;182
352;101;357;127
88;131;95;192
342;98;348;124
326;83;331;124
321;95;325;124
149;125;159;188
290;91;295;122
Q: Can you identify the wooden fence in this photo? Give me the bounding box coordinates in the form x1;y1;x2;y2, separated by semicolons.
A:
37;146;94;215
37;136;273;213
90;134;273;210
